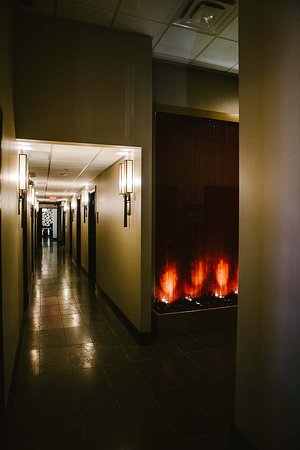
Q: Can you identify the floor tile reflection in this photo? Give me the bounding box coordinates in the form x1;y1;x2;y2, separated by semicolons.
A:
5;242;235;450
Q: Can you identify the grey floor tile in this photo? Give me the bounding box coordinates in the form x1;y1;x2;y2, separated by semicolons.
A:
134;357;180;391
5;242;235;450
40;328;66;348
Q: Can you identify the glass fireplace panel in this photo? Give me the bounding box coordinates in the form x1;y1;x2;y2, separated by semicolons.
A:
154;112;239;313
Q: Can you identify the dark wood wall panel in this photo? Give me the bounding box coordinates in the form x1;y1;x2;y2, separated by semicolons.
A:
155;112;239;303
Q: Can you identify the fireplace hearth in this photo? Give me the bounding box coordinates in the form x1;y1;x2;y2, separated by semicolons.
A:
153;291;238;314
154;112;239;334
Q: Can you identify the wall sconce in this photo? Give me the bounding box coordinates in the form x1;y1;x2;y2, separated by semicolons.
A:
28;182;35;206
62;201;68;213
71;196;76;222
18;153;28;227
30;185;35;206
82;186;89;223
119;159;133;227
34;196;39;212
71;196;77;210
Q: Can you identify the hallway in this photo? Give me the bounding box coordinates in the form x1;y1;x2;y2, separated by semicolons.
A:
5;243;235;450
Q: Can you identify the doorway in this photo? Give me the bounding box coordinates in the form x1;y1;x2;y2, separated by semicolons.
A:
88;191;96;282
40;208;57;245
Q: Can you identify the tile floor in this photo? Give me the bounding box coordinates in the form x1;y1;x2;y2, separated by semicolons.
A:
5;241;236;450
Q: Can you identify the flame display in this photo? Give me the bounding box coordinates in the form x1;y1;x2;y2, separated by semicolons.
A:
185;259;206;298
215;258;229;296
156;256;238;302
157;263;179;302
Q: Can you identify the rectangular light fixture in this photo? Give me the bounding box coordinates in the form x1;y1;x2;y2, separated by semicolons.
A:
18;153;28;226
118;159;134;227
71;196;77;210
82;186;89;207
19;153;28;191
125;159;134;194
82;186;89;223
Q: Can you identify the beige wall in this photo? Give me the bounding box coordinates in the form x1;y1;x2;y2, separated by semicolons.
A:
236;1;300;449
14;11;152;148
94;150;142;330
153;61;239;117
0;0;24;403
14;11;153;333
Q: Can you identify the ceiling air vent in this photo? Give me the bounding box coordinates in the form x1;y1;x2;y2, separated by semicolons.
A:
173;0;237;35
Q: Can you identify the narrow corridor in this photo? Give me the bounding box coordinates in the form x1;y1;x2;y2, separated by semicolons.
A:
5;242;235;450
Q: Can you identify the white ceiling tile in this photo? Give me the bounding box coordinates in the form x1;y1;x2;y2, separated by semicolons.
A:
113;14;168;46
51;145;100;162
30;170;48;179
228;63;239;74
219;17;238;41
57;0;114;27
50;161;86;170
154;26;214;60
47;179;76;188
27;151;50;161
119;0;185;23
194;38;238;69
17;141;52;152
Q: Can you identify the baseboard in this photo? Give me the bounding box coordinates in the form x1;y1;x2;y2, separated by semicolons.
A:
95;284;153;345
230;425;257;450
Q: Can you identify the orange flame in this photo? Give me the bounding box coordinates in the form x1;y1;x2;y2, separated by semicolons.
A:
185;259;206;298
215;258;229;296
159;263;179;302
156;256;238;303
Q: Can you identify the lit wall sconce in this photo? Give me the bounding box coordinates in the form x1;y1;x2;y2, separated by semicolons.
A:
119;159;133;227
28;182;35;206
34;196;39;212
18;153;28;227
71;196;77;210
31;186;35;206
82;186;89;223
71;196;76;222
62;201;68;213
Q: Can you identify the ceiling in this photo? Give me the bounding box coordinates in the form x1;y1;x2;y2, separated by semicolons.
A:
20;0;239;74
18;0;238;203
17;140;136;201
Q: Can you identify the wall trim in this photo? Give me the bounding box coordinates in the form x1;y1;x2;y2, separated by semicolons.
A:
153;103;239;123
95;284;153;345
230;425;257;450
